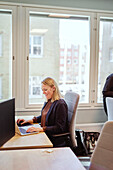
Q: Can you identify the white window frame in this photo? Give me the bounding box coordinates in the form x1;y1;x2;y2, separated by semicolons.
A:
24;6;94;109
95;13;113;106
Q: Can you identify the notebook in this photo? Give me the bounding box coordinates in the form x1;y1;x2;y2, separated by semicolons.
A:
15;123;40;136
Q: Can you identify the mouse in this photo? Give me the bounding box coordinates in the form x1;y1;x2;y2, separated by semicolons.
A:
17;120;31;127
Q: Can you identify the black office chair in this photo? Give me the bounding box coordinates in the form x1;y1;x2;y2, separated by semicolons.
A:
52;91;80;148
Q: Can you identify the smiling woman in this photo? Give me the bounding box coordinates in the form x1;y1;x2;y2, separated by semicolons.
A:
17;77;68;147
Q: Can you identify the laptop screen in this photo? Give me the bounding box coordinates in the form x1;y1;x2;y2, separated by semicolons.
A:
0;98;15;147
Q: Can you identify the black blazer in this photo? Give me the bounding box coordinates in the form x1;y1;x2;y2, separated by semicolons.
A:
36;99;68;136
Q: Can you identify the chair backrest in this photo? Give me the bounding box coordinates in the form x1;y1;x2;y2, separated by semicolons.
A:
106;97;113;120
64;91;80;147
89;121;113;170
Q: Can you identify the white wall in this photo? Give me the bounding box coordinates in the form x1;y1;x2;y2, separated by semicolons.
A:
1;0;113;11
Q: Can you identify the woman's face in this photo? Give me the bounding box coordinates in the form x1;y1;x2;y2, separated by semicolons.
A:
42;84;55;100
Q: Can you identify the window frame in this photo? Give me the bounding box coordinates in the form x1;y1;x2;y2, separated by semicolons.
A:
95;13;113;107
25;6;95;109
0;5;17;104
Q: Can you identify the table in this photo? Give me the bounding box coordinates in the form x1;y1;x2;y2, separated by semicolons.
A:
0;132;53;150
0;115;53;150
0;147;85;170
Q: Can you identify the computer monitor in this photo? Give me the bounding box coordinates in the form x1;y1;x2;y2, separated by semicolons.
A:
0;98;15;147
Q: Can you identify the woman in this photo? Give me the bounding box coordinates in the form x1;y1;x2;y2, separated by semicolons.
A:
17;77;68;146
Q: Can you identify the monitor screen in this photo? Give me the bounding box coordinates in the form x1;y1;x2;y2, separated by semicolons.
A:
0;98;15;147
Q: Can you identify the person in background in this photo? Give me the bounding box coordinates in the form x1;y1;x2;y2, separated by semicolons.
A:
102;73;113;115
17;77;68;147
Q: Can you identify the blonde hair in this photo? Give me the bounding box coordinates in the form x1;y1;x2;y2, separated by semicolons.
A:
41;77;62;102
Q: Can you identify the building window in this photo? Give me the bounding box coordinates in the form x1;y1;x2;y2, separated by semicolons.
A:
67;58;71;64
74;59;78;64
60;50;64;56
60;58;64;65
67;51;71;57
29;76;42;100
29;35;43;58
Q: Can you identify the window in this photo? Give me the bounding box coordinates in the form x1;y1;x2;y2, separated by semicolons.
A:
60;58;64;65
29;35;43;58
75;51;78;57
74;59;78;64
97;16;113;103
27;11;90;105
29;76;42;104
1;5;113;111
0;9;13;102
67;51;71;57
60;50;64;56
67;58;71;64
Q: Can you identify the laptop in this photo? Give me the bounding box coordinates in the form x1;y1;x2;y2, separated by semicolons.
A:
15;123;40;136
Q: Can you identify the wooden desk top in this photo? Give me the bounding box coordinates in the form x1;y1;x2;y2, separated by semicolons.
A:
0;115;53;150
0;132;53;150
0;147;85;170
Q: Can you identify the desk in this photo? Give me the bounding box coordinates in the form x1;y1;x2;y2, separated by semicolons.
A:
0;115;53;150
0;147;85;170
0;132;53;150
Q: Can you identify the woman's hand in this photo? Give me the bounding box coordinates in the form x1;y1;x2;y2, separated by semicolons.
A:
26;127;44;133
17;119;25;125
17;119;33;126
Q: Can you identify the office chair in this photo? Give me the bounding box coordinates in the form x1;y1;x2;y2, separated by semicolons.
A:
52;91;80;148
89;121;113;170
106;97;113;120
